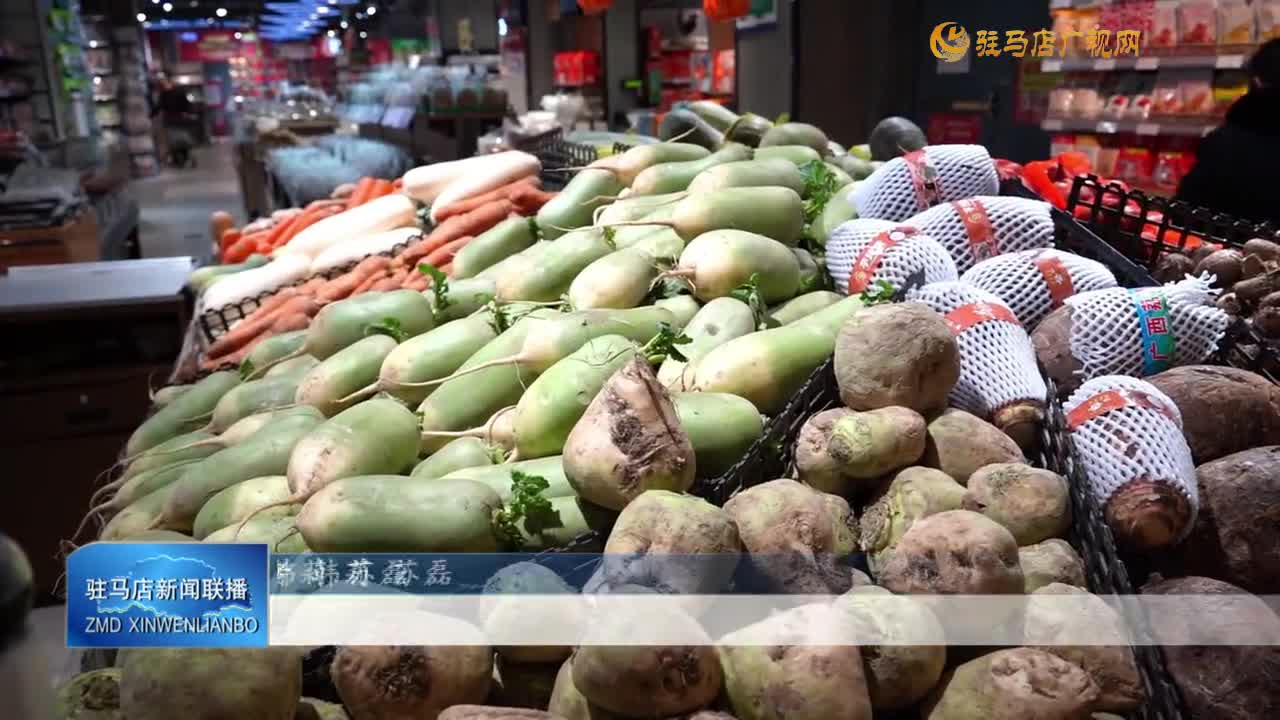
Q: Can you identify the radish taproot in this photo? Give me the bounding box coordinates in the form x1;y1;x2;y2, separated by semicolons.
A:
294;334;398;417
670;229;801;304
654;294;701;329
435;455;574;502
240;329;306;377
410;437;503;479
117;429;219;483
451;216;540;279
536;169;624;240
150;383;192;409
192;475;297;539
125;371;240;457
567;248;661;311
204;514;308;552
612;186;805;247
496;227;617;302
768;290;844;326
595;192;686;226
686;158;806;195
657;297;757;389
100;484;179;540
630;143;753;195
589;142;711;186
692;324;842;414
672;392;765;478
206;372;307;433
760;123;830;155
754;144;823;166
76;459;208;542
340;312;499;406
263;354;319;378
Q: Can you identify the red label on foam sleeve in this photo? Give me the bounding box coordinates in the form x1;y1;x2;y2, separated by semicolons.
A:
1033;252;1075;308
847;226;918;294
951;198;998;262
903;149;943;211
944;301;1021;335
1066;388;1181;431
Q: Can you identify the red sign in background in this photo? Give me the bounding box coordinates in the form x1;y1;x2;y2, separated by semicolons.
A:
927;112;983;145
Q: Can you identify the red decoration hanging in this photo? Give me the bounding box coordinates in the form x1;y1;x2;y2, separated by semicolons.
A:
578;0;612;14
704;0;750;22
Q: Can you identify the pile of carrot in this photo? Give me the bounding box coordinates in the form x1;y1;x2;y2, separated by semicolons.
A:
200;180;558;371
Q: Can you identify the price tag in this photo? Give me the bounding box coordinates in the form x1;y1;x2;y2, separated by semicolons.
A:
1216;54;1245;69
1094;58;1117;71
1136;57;1160;70
1042;118;1065;131
1137;123;1161;136
1042;60;1064;72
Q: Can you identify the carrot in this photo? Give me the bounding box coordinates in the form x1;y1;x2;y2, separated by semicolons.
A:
346;177;377;209
224;235;258;264
259;210;307;252
206;289;301;358
316;256;393;303
393;178;404;192
306;198;348;212
509;184;559;216
402;271;430;291
400;199;514;265
372;268;409;292
434;177;537;224
421;235;473;269
270;307;317;333
351;268;391;296
220;229;242;253
367;179;395;203
272;205;340;250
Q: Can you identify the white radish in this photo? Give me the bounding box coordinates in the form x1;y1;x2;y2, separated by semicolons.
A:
275;193;418;260
429;151;541;223
201;255;312;312
309;227;423;275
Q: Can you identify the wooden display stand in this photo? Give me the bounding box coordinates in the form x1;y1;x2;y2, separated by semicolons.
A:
0;208;100;272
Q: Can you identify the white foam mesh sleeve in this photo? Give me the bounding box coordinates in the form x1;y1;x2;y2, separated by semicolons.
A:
1064;375;1199;518
906;281;1047;419
853;145;1000;223
1063;276;1230;381
960;249;1119;329
906;196;1056;274
825;219;959;296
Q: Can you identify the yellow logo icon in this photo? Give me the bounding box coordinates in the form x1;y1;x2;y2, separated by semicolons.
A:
931;22;971;62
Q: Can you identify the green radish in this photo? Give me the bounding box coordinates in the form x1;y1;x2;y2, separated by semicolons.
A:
754;145;823;166
205;514;308;552
410;437;503;479
100;484;179;541
297;476;503;552
685;100;740;131
254;290;434;376
672;392;765;478
595;193;685;226
118;429;219;483
74;457;209;543
536;169;625;240
616;223;684;260
658;108;725;149
188;254;269;293
670;229;801;304
263;354;319;379
417;310;559;454
120;529;196;542
294;334;398;417
153;411;325;532
830;153;874;180
724;112;774;147
568;249;661;311
686;158;806;195
150;384;192;409
451;216;539;279
792;247;828;292
850;143;872;161
824;162;854;188
124;371;239;458
589;142;711;186
813;185;858;246
430;277;497;323
475;240;555;281
495;227;616;302
192;475;298;540
240;330;307;378
514;495;615;551
512;334;638;459
436;456;574;502
339;312;499;407
760;122;830;155
654;295;701;329
207;372;307;433
630;144;753;196
691;324;841;413
657;297;757;389
668;186;804;246
768;291;844;326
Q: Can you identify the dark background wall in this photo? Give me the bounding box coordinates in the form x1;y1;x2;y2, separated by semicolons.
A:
734;0;793;121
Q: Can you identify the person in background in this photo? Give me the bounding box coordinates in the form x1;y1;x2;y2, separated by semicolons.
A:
1177;39;1280;225
151;75;197;168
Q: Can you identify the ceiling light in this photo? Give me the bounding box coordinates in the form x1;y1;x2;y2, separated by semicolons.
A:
215;7;227;17
317;6;328;14
359;30;367;38
327;29;335;37
137;12;147;21
340;20;348;28
234;31;242;39
162;2;172;11
366;6;376;16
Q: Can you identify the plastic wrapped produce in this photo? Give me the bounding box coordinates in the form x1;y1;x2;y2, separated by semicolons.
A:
825;220;957;297
852;145;999;223
961;249;1118;328
906;196;1056;273
908;281;1046;450
1065;376;1198;553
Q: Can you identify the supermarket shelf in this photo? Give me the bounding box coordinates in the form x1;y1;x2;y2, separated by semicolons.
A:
1040;51;1250;73
1041;116;1219;138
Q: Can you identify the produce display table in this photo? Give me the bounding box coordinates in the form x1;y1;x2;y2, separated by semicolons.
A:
0;207;100;271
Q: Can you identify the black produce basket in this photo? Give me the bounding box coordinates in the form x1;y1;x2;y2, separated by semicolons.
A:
513;127;632;191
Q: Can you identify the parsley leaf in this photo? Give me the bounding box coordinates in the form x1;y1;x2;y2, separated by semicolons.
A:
493;471;559;550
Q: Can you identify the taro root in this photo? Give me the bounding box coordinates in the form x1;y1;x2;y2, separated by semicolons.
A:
1244;237;1280;262
1234;267;1280;304
859;466;966;574
1216;292;1242;316
563;357;695;510
826;407;927;481
718;604;873;720
832;586;947;711
1104;478;1196;554
1194;248;1244;288
878;510;1023;596
119;648;301;720
961;463;1071;546
1189;244;1219;265
1023;583;1144;712
1153;252;1196;283
834;302;961;415
332;644;493;720
1031;305;1084;396
1256;306;1280;338
1147;366;1280;464
1243;253;1267;280
1164;446;1280;594
57;668;123;720
1018;539;1086;593
723;478;853;594
1142;575;1280;720
921;648;1100;720
922;409;1026;485
794;408;856;494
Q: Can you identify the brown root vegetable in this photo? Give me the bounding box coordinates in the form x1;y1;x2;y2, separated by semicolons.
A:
210;210;235;246
1189;244;1219;265
1256;306;1280;338
961;463;1071;546
827;406;926;481
833;586;947;711
119;648;301;720
332;645;493;720
1262;290;1280;309
821;492;858;556
878;510;1023;595
833;302;961;415
57;668;123;720
440;706;557;720
1018;539;1086;592
572;609;721;717
850;568;874;586
1245;237;1280;262
1147;366;1280;464
1235;268;1280;304
922;409;1026;485
1142;575;1280;720
1153;253;1196;283
298;698;350;720
1165;446;1280;593
1023;583;1144;712
1195;249;1244;288
1216;292;1242;315
1243;253;1267;280
723;479;853;594
489;657;559;711
794;408;856;494
718;604;873;720
1104;478;1196;554
1031;305;1084;396
859;467;966;574
547;658;624;720
921;648;1100;720
563;357;696;510
480;563;576;664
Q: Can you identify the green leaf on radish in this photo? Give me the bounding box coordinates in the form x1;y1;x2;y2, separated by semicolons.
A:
799;159;842;225
493;470;558;550
729;273;768;330
859;279;897;306
418;263;451;315
774;112;791;125
365;317;409;343
641;321;693;364
485;300;512;334
238;358;256;381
